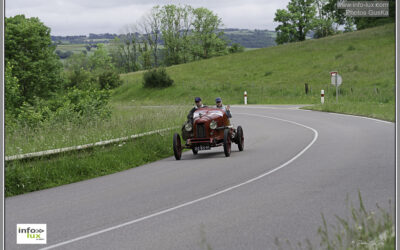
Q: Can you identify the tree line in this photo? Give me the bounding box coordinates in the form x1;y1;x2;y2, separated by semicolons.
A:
109;5;232;73
274;0;395;44
53;30;276;49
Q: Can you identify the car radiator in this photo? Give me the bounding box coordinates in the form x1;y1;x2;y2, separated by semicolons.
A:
196;123;206;138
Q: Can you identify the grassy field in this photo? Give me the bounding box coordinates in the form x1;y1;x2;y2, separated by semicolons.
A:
114;24;395;121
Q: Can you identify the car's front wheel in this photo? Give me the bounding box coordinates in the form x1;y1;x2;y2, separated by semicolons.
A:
236;126;244;151
192;147;198;155
223;129;231;157
173;133;182;160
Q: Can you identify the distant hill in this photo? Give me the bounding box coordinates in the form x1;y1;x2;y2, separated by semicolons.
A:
51;29;277;48
223;29;276;48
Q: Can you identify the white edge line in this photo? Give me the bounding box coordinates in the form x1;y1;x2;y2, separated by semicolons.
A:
230;105;303;110
40;113;318;250
294;107;393;124
310;110;393;125
232;105;393;124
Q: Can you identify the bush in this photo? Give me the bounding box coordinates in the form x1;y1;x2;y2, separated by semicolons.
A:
16;100;52;127
60;87;111;121
64;69;98;90
56;50;73;59
143;67;174;88
347;45;356;51
229;43;245;53
10;88;111;128
98;71;123;90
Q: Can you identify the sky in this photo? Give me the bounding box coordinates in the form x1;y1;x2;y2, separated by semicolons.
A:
5;0;290;36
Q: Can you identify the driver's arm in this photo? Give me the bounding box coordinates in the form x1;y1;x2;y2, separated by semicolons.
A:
187;107;196;120
226;109;232;118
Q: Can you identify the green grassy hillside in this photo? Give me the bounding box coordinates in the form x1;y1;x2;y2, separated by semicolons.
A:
113;24;395;120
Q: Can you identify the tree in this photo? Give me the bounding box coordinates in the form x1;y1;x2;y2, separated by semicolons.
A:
139;41;152;70
5;62;21;113
274;0;317;44
274;9;298;44
159;4;193;65
321;0;355;33
89;44;114;73
354;0;395;30
109;27;141;73
65;44;117;90
139;6;162;67
5;15;63;102
192;7;227;59
64;53;96;89
313;0;335;38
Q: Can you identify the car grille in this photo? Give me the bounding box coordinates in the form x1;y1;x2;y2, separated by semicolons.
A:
196;123;206;138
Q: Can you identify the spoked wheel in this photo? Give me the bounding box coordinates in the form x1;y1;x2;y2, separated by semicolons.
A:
223;129;231;157
192;147;198;155
173;133;182;160
236;126;244;151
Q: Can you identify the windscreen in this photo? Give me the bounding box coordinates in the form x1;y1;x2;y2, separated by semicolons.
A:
193;109;224;120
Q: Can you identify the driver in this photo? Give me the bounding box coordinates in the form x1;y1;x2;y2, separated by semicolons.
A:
187;97;206;121
215;97;232;118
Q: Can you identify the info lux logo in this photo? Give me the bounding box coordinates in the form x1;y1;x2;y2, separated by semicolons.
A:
17;224;47;244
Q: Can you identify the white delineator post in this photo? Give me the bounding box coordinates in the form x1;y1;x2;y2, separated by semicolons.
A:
244;91;247;105
321;90;325;104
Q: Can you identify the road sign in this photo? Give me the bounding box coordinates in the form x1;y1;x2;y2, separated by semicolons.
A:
330;73;342;86
330;71;342;103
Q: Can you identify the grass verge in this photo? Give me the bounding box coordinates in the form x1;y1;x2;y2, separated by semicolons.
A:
5;130;179;197
275;191;394;249
302;102;395;122
6;105;187;156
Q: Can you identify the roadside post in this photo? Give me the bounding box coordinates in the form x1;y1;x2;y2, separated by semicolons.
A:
244;91;247;105
330;71;342;103
321;90;324;104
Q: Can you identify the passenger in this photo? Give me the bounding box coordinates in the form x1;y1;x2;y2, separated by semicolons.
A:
215;97;232;118
187;97;206;121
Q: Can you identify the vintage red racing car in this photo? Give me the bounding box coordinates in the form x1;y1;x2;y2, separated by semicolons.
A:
173;107;244;160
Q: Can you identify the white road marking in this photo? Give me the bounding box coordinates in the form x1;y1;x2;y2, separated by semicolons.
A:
40;113;318;250
233;105;393;124
320;111;393;125
231;105;302;110
287;106;393;124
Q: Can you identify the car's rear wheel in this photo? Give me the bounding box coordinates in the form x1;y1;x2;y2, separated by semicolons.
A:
223;129;231;157
173;133;182;160
237;126;244;151
192;147;198;155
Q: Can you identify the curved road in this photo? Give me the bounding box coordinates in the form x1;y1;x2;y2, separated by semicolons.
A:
5;106;395;249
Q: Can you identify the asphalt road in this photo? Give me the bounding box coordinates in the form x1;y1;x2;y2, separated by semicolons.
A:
5;105;395;250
